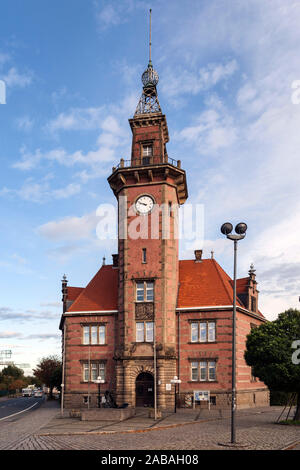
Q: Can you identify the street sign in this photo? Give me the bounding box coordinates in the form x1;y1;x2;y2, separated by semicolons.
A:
193;391;210;410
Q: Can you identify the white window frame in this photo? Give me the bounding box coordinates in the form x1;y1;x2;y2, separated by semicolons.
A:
190;321;216;343
136;321;154;343
83;362;106;382
136;281;154;302
82;325;106;345
190;360;217;382
142;144;153;157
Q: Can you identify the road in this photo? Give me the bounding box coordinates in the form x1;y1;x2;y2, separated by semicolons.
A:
0;396;44;422
0;396;59;450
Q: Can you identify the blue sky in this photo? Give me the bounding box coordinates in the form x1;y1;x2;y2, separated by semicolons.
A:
1;0;300;373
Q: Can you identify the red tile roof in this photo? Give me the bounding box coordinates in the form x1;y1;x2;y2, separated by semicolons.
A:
67;286;84;302
65;258;263;318
67;265;118;312
177;259;244;308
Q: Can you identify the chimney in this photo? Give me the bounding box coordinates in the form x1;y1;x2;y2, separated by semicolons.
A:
194;249;203;263
112;254;119;268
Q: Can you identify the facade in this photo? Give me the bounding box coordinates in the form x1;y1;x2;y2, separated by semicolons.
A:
59;58;269;411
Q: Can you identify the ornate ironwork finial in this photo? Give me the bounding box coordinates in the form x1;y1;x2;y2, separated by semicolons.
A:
248;263;256;276
134;9;162;116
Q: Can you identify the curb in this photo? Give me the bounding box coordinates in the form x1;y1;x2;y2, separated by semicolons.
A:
281;439;300;450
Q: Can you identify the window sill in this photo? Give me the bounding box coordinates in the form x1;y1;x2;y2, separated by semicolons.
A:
188;380;218;384
81;381;108;385
81;344;107;347
188;341;217;345
135;341;154;344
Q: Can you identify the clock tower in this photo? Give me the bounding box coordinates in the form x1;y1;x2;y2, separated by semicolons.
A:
108;56;188;409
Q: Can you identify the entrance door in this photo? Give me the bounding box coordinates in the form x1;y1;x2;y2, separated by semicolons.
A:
135;372;154;407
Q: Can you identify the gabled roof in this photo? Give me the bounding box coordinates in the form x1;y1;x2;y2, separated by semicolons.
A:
235;277;249;294
67;265;118;312
177;259;244;309
67;286;84;302
63;258;264;319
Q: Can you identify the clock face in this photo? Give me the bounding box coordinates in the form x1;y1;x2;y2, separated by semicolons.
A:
135;195;154;215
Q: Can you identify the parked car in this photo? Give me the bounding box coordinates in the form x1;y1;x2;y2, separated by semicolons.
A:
34;389;43;398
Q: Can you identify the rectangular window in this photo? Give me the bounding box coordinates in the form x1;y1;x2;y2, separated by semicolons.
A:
191;323;198;342
82;325;106;345
142;144;153;157
99;325;105;345
191;362;198;381
146;281;154;301
190;321;216;343
145;322;154;342
136;321;154;342
136;280;154;302
142;248;147;263
91;326;98;345
136;322;144;342
83;362;106;382
208;361;216;381
190;360;217;382
200;361;207;381
83;363;89;382
142;144;153;165
99;363;105;381
208;322;216;342
91;363;98;381
136;282;145;302
83;326;90;345
200;323;207;342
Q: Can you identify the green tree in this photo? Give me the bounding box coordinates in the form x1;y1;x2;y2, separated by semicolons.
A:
0;365;25;391
245;309;300;420
33;355;62;399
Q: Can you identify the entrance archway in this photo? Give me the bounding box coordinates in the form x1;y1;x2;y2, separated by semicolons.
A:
135;372;154;407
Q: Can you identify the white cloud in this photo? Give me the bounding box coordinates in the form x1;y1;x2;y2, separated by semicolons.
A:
15;116;34;131
175;104;237;154
38;212;101;241
160;59;238;100
1;67;33;87
94;0;145;30
1;180;81;203
46;106;105;133
0;331;22;339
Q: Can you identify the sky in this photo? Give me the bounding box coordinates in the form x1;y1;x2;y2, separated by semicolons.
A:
0;0;300;374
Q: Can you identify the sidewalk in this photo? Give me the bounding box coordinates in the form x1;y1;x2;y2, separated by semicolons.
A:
38;405;286;436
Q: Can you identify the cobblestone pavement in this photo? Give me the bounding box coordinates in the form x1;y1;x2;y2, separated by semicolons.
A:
3;405;300;450
0;399;59;450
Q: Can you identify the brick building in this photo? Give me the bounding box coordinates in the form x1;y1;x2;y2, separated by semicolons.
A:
59;58;269;411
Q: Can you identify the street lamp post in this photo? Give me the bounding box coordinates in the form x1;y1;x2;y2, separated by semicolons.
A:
220;222;247;444
170;376;181;413
95;376;105;408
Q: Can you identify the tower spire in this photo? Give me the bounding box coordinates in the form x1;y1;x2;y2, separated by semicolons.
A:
149;8;152;65
134;9;162;116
